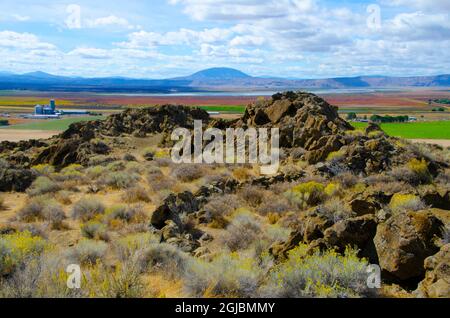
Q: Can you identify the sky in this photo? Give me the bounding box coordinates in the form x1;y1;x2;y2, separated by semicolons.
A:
0;0;449;79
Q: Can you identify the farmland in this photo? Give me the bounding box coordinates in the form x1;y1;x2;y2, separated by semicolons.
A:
1;116;104;131
351;121;450;140
0;89;450;142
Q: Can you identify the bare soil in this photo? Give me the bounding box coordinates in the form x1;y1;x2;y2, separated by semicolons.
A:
0;129;59;142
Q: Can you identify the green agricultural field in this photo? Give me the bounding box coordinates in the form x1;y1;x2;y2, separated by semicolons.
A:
198;105;246;113
2;116;105;131
351;121;450;139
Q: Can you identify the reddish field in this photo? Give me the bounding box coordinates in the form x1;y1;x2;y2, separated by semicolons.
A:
1;89;450;113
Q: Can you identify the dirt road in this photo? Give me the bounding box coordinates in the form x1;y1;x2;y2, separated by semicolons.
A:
0;129;59;142
411;139;450;148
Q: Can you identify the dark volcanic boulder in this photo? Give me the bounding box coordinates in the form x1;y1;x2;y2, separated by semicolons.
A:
322;214;378;262
100;105;210;136
374;210;444;281
0;163;35;192
151;191;200;229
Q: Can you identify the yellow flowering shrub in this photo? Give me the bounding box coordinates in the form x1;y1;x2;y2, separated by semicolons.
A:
407;158;432;183
390;193;425;212
262;245;371;298
284;181;326;208
0;231;48;275
326;150;345;162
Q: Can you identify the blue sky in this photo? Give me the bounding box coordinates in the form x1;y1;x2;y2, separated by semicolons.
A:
0;0;449;78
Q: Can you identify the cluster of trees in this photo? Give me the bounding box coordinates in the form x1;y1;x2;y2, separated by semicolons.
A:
0;119;9;126
369;115;409;123
432;107;446;112
434;99;450;105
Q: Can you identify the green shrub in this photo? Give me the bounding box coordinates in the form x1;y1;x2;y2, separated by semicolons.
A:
27;177;60;197
261;245;372;298
71;197;105;221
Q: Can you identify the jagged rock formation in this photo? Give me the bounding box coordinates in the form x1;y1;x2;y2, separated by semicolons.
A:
232;91;353;164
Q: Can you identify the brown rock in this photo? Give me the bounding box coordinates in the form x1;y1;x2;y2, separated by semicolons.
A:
416;244;450;298
374;210;444;281
323;214;378;252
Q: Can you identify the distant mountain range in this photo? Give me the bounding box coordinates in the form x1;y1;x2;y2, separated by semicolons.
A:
0;67;449;93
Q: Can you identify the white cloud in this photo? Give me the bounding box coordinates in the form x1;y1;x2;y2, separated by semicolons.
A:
68;47;112;59
116;28;232;48
382;0;450;12
0;31;56;50
12;14;30;22
229;35;265;47
169;0;316;21
86;15;135;29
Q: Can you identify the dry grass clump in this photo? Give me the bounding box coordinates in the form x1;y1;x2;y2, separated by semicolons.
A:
232;167;252;182
337;172;358;189
238;186;265;207
71;197;105;222
86;165;107;179
122;187;151;203
258;195;291;216
316;198;354;223
220;211;263;251
171;164;204;182
55;190;72;205
137;243;189;279
27;176;60;197
202;194;240;228
98;171;141;190
105;205;146;224
390;158;433;185
53;164;85;182
0;195;5;211
81;221;109;241
17;197;66;227
115;232;159;262
261;245;373;298
31;164;55;176
66;239;108;265
183;252;264;298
